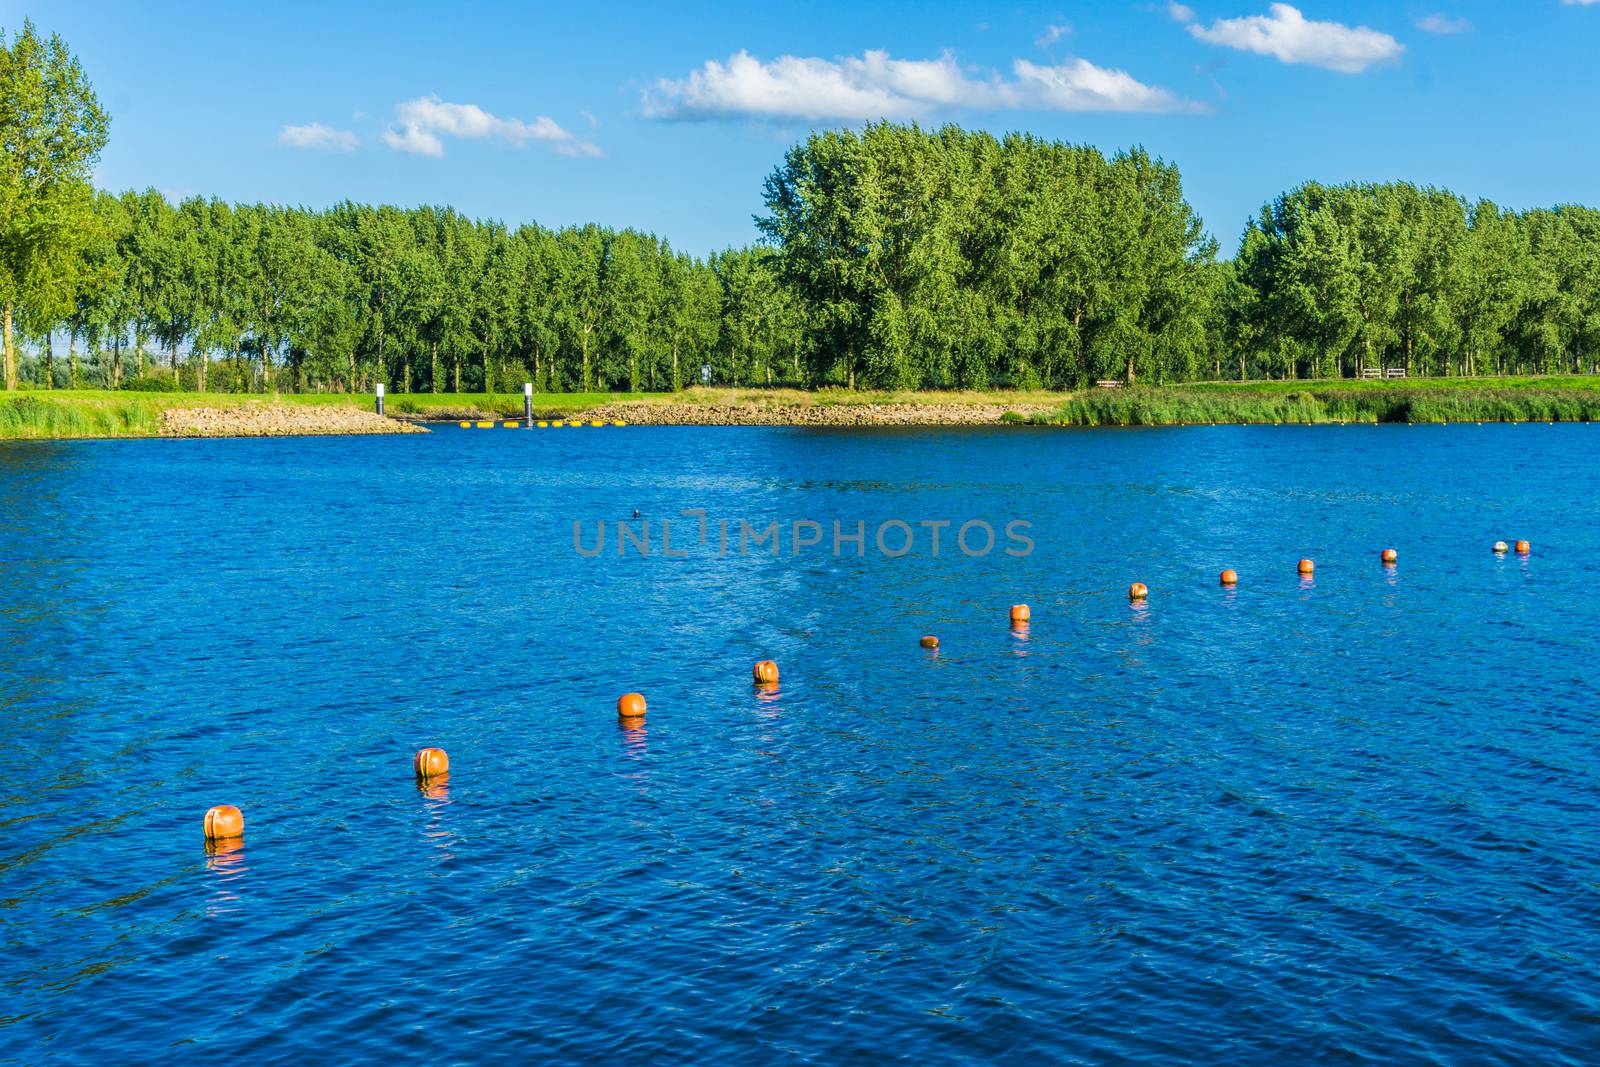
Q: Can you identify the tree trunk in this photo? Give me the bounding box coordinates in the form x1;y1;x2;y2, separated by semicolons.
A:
135;324;146;377
170;337;179;384
1;305;14;390
431;341;439;394
44;330;54;389
401;348;410;394
262;337;273;392
452;353;461;393
113;336;123;387
198;349;208;392
69;329;80;388
581;327;592;391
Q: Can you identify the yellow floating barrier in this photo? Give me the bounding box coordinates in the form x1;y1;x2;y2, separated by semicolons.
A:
503;421;519;428
552;420;566;427
537;421;549;428
459;421;471;428
590;420;605;427
612;420;627;427
476;421;494;428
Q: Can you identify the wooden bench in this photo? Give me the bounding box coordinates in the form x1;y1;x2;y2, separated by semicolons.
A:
1385;367;1407;379
1095;379;1122;389
1360;367;1381;380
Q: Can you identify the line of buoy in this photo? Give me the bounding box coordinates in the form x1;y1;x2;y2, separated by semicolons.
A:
205;540;1540;841
452;419;631;429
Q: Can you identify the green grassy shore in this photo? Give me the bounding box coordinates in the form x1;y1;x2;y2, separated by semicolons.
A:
1027;377;1600;427
5;377;1600;439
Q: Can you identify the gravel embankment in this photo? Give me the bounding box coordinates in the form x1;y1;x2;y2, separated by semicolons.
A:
161;405;429;437
574;402;1050;426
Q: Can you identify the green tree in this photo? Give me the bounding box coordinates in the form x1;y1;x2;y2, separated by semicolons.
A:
0;19;109;389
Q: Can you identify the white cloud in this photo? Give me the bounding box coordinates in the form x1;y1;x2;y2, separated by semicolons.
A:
1010;58;1202;113
1561;1;1599;6
643;49;1202;121
1188;4;1404;73
1417;13;1471;33
382;96;602;159
1035;23;1072;47
1169;2;1197;22
278;122;358;152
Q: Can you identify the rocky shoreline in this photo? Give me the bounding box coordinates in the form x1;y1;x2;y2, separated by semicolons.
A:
161;405;429;437
571;401;1050;426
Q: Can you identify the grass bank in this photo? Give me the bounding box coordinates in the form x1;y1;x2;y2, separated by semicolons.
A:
1029;379;1600;426
7;378;1600;438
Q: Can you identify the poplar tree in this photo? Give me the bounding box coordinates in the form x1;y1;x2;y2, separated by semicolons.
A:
0;20;108;389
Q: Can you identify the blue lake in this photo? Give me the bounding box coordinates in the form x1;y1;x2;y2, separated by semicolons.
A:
3;423;1599;1063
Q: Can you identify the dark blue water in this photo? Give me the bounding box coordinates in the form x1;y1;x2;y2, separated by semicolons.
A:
4;423;1599;1064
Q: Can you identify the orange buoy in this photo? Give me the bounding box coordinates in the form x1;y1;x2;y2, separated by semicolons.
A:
617;692;647;719
1298;559;1315;575
1010;604;1030;623
414;747;449;778
1493;541;1508;554
752;660;779;684
1128;582;1149;600
1219;569;1238;586
1381;549;1398;564
203;804;244;841
919;635;939;649
1515;540;1531;554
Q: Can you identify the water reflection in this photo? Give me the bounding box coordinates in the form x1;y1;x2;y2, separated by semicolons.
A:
617;719;649;760
417;773;451;802
416;774;457;860
204;839;248;916
1009;621;1030;657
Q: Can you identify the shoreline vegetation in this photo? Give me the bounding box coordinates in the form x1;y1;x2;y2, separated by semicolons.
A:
6;19;1600;402
8;378;1600;439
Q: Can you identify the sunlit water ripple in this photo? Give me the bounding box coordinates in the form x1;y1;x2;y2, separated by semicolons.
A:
2;423;1598;1063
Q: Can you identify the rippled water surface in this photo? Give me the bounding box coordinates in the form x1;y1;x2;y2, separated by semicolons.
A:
4;423;1599;1064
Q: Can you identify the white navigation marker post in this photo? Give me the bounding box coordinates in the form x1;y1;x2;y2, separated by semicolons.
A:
523;382;533;428
376;382;386;416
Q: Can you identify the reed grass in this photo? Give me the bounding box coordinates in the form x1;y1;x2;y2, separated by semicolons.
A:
1031;386;1600;426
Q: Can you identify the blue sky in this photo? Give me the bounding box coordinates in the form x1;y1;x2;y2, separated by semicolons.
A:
6;1;1599;256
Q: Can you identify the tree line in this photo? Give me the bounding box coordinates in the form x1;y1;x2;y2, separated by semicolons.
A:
5;20;1600;393
13;191;804;395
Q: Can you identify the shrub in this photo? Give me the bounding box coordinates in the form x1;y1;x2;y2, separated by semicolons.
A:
117;374;180;392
